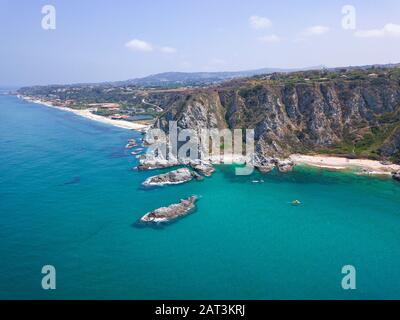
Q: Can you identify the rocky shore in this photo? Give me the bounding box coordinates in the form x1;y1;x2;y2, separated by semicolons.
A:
253;157;295;173
137;153;216;176
137;158;179;171
139;196;198;224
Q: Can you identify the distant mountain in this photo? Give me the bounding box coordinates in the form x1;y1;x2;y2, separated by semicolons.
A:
116;66;325;87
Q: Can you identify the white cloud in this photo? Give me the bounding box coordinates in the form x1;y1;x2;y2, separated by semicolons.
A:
258;34;281;43
160;46;177;54
303;25;330;36
354;23;400;38
249;15;272;29
125;39;153;52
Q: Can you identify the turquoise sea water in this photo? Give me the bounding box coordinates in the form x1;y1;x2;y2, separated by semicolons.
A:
1;94;400;299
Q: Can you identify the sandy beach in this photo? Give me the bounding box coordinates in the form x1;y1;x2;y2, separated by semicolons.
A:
19;96;150;131
65;109;149;131
290;154;400;175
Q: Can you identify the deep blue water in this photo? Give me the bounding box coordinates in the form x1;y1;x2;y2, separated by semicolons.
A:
1;94;400;299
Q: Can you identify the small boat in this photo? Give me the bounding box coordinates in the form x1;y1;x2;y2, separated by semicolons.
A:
292;200;301;206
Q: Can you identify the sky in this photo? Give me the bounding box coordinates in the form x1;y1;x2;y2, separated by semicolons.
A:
1;0;400;86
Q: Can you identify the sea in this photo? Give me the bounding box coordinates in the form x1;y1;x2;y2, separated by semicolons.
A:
1;93;400;299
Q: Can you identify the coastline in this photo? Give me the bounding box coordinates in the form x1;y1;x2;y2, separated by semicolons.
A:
290;154;400;176
18;95;150;131
208;153;399;177
11;95;400;178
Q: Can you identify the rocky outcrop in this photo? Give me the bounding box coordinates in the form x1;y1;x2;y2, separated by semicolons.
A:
154;91;227;134
139;196;198;223
255;163;275;173
138;151;216;176
142;168;194;187
137;158;178;171
252;155;275;173
137;149;179;170
276;159;295;173
189;161;216;177
252;155;295;173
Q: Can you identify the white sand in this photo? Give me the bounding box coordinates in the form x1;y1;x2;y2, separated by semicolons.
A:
290;154;400;175
20;96;149;131
65;109;149;131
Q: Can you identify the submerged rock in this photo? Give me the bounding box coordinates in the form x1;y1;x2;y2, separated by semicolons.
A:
142;168;193;187
393;171;400;181
140;196;198;223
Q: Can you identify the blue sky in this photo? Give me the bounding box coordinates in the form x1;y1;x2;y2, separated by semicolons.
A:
1;0;400;86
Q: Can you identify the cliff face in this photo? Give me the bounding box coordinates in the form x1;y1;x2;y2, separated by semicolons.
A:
154;91;228;132
153;77;400;163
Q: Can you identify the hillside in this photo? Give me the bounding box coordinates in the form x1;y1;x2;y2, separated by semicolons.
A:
17;64;400;163
153;66;400;163
116;66;323;87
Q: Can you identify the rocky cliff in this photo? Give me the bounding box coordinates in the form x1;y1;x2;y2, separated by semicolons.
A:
152;69;400;163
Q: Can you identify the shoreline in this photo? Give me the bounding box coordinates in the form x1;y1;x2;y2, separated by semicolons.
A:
18;95;150;131
290;154;400;176
208;153;399;177
11;95;400;178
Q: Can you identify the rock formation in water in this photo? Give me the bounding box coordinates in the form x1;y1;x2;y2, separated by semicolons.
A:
139;196;198;223
142;168;195;187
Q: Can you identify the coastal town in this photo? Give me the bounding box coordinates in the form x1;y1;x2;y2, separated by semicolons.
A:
15;84;170;132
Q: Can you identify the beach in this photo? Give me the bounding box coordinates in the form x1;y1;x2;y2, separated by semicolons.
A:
19;96;150;131
290;154;400;175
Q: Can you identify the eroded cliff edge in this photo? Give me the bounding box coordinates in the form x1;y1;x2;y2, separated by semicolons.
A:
152;70;400;164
